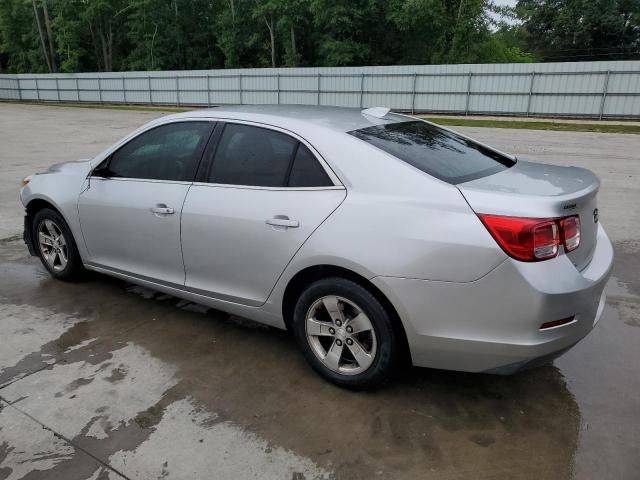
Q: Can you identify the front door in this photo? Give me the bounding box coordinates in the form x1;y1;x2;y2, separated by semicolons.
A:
78;121;213;284
181;122;345;306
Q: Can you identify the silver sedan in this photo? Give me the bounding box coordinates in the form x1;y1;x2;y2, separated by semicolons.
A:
20;105;613;389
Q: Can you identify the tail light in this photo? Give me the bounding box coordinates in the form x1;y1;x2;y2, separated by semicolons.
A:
478;214;581;262
560;216;581;252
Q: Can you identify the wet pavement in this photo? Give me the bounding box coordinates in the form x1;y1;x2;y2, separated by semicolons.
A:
1;104;639;479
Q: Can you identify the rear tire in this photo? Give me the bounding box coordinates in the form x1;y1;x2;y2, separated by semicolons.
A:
32;208;85;282
292;277;398;390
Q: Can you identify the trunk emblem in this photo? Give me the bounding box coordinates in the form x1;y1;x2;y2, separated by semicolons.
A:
593;208;599;223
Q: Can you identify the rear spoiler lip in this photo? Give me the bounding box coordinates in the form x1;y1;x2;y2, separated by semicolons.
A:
456;178;599;219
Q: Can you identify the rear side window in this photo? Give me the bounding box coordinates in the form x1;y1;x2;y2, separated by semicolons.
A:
108;122;211;181
289;144;332;187
348;121;515;184
210;124;296;187
208;123;333;188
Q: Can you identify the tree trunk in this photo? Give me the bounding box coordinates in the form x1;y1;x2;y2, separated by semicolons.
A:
290;24;296;60
31;0;52;72
88;21;102;71
41;0;57;72
107;23;113;71
449;0;465;60
97;21;114;72
227;0;235;22
100;29;109;71
265;16;276;68
150;23;158;69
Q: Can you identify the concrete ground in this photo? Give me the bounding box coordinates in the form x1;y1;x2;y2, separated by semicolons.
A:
0;103;639;480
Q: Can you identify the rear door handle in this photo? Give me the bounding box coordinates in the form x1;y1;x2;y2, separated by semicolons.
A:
266;216;299;228
151;204;175;215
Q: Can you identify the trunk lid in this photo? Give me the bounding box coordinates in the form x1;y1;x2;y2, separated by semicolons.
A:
457;160;600;271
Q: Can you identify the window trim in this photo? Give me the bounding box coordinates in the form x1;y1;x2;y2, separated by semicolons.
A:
195;119;342;190
89;119;216;184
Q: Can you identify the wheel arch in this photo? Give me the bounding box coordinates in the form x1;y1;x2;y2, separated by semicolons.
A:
282;264;412;365
26;197;63;217
25;196;87;263
24;198;65;248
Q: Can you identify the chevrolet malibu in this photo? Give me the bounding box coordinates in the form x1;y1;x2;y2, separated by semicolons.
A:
20;105;613;389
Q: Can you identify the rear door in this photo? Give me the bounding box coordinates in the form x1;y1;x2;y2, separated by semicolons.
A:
181;122;346;306
78;121;213;284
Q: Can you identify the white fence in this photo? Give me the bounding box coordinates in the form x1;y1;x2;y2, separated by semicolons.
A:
1;61;639;118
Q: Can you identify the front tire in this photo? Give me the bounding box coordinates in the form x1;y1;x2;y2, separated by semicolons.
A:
32;208;85;281
292;277;398;390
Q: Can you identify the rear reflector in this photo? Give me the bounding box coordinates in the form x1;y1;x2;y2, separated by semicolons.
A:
539;316;576;330
478;214;581;262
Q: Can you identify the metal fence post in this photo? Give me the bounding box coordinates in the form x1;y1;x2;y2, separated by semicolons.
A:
98;78;103;103
176;76;180;106
465;72;472;115
276;73;280;105
148;76;153;104
411;72;418;114
75;77;80;101
122;77;127;104
317;73;321;105
35;78;40;101
207;75;212;107
359;73;365;108
599;70;611;120
526;71;536;117
17;78;22;101
55;77;60;101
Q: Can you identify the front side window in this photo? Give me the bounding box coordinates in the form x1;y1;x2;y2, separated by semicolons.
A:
348;121;515;184
209;123;333;188
107;122;211;181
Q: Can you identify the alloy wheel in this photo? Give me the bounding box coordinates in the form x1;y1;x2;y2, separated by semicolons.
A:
37;219;68;272
305;295;377;375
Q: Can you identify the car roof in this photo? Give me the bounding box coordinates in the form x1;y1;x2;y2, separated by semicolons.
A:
168;105;407;136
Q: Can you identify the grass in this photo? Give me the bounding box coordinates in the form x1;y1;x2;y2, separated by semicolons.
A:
420;116;640;134
2;100;638;134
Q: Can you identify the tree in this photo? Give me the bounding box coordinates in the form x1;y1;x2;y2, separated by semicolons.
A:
9;0;636;74
0;0;45;73
217;0;258;68
252;0;280;67
278;0;309;66
517;0;640;61
310;0;374;66
32;0;55;72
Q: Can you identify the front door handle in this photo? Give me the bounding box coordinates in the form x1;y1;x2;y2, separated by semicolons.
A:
266;215;299;228
151;204;175;215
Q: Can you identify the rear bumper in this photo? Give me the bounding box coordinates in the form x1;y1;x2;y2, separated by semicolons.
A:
372;224;613;373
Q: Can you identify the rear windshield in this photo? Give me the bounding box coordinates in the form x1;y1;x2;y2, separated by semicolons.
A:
348;120;515;184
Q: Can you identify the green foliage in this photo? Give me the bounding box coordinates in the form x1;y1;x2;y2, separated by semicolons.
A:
516;0;640;61
0;0;637;73
0;0;44;73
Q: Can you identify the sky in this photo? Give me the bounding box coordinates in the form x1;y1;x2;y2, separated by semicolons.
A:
489;0;519;27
